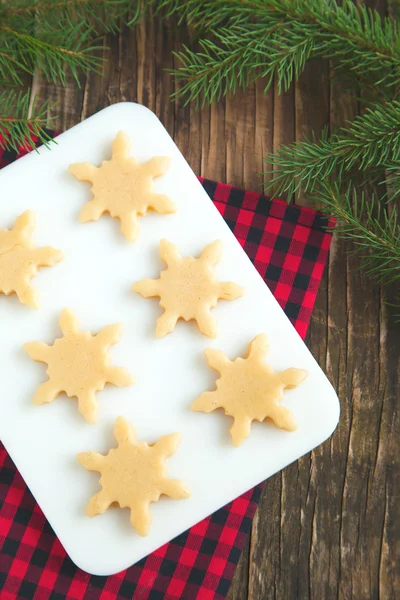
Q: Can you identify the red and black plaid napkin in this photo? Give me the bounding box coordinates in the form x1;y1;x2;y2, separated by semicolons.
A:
0;132;332;600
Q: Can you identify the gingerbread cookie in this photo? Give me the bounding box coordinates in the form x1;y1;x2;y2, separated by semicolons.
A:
69;131;176;242
132;239;244;338
77;417;191;536
192;334;308;446
24;309;134;423
0;211;63;308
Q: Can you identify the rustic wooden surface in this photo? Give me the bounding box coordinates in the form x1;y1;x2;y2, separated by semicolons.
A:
33;7;399;599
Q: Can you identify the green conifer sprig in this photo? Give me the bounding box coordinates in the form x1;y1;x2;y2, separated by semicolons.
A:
0;0;143;147
2;22;102;85
156;0;400;106
0;90;53;150
155;0;400;309
2;0;142;35
317;183;400;286
264;101;400;198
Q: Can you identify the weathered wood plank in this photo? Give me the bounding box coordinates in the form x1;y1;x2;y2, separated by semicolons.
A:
294;58;332;600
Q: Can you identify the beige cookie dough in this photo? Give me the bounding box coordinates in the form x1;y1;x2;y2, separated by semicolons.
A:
23;309;134;423
0;211;63;308
69;131;176;242
77;417;191;536
192;334;308;446
132;239;244;338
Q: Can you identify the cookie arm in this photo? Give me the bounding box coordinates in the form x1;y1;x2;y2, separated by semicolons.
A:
77;389;98;424
248;334;269;361
195;305;218;339
199;240;223;266
15;281;40;309
114;416;136;445
147;193;177;215
0;210;35;253
23;341;50;363
230;416;252;447
59;309;79;336
80;200;104;223
218;281;245;301
140;156;171;179
153;432;181;458
112;131;131;158
14;210;36;242
33;246;64;267
191;390;222;413
280;368;308;389
268;405;297;432
106;366;135;388
132;278;161;298
130;501;152;537
96;323;123;346
85;489;112;517
161;478;191;500
119;211;139;243
32;380;60;405
156;310;178;338
204;348;230;372
77;451;105;472
159;239;181;265
69;162;98;182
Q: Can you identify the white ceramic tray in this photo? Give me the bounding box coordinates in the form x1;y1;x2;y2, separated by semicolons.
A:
0;102;339;576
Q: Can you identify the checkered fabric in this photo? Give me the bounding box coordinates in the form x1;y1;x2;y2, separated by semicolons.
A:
0;132;332;600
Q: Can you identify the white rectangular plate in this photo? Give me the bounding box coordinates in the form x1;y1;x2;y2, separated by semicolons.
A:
0;103;339;576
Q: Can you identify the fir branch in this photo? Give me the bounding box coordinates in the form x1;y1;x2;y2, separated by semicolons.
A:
0;47;27;85
161;1;400;303
384;164;400;198
263;101;400;198
0;0;143;147
0;90;54;151
0;0;144;87
317;183;400;287
4;0;144;35
158;0;400;106
0;23;102;85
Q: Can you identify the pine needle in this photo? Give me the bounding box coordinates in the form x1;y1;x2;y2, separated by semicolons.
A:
0;0;145;147
317;183;400;287
263;101;400;198
157;0;400;106
0;90;54;151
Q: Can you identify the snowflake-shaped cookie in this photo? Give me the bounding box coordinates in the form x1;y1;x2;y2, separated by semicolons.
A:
192;334;308;446
0;211;63;308
132;239;244;338
77;417;191;536
69;131;176;242
23;309;134;423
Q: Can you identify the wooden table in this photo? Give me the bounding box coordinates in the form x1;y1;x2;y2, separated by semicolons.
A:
34;9;399;599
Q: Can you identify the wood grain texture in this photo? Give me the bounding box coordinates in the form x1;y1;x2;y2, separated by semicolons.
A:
31;12;399;600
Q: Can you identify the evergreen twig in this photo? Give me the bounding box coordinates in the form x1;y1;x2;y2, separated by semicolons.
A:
263;101;400;198
155;0;400;106
2;1;144;34
156;0;400;307
0;90;54;150
317;183;400;286
0;0;143;147
1;23;102;85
